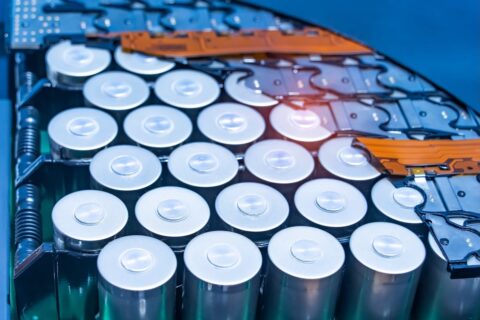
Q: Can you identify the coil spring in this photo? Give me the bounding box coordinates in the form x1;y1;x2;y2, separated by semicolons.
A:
15;184;42;265
16;106;40;175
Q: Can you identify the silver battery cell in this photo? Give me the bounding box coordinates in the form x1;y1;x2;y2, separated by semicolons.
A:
413;233;480;319
114;46;175;76
97;235;177;320
371;178;427;235
294;178;367;238
52;190;128;252
90;145;162;214
182;231;262;320
48;107;118;159
318;136;381;181
167;142;238;201
337;222;426;320
197;102;266;152
123;105;192;153
215;182;289;241
261;226;345;320
46;40;111;89
244;139;314;198
135;186;210;247
269;103;333;146
83;71;150;114
224;72;278;108
154;70;220;109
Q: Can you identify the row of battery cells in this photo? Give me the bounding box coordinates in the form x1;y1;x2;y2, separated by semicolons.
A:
52;183;480;320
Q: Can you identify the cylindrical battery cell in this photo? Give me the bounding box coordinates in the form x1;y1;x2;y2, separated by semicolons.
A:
371;177;427;236
269;103;333;150
224;72;278;114
83;71;150;120
154;69;220;118
293;178;367;238
89;145;162;217
197;102;266;153
317;136;381;190
182;231;262;320
243;139;314;200
48;107;118;159
413;233;480;320
261;226;345;320
52;190;128;320
52;190;128;252
114;46;175;76
135;186;210;248
97;235;177;320
46;40;111;89
337;222;426;320
215;182;289;242
123;105;192;155
167;142;238;207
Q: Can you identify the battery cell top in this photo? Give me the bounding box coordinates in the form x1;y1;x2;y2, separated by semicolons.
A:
184;231;262;286
318;137;380;181
197;103;266;146
90;145;162;191
244;140;314;184
83;71;150;111
52;190;128;252
114;46;175;76
268;226;345;279
48;107;118;157
350;222;426;274
269;104;333;142
294;179;367;228
97;235;177;291
215;182;289;232
168;142;238;188
154;70;220;109
224;72;278;108
135;186;210;238
46;41;111;87
371;178;424;224
123;105;192;149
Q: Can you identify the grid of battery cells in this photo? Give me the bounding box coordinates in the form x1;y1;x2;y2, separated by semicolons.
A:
14;40;480;320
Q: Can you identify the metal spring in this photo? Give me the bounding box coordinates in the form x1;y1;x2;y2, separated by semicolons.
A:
14;184;42;265
15;106;40;175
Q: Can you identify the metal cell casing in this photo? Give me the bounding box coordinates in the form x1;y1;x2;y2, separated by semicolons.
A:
371;178;427;235
244;139;314;185
123;105;192;153
224;72;278;108
337;222;425;320
413;233;480;319
215;182;289;241
154;70;220;109
135;186;210;247
97;236;177;320
52;190;128;252
182;231;262;320
83;71;150;114
89;145;162;213
294;178;367;237
269;103;333;145
318;136;380;181
46;41;111;89
114;46;175;76
48;107;118;159
197;102;266;151
261;226;344;320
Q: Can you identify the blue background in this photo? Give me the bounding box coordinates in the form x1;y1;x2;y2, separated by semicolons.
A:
244;0;480;109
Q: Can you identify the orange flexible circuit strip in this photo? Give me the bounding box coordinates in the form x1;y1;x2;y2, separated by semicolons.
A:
355;137;480;176
116;28;371;58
